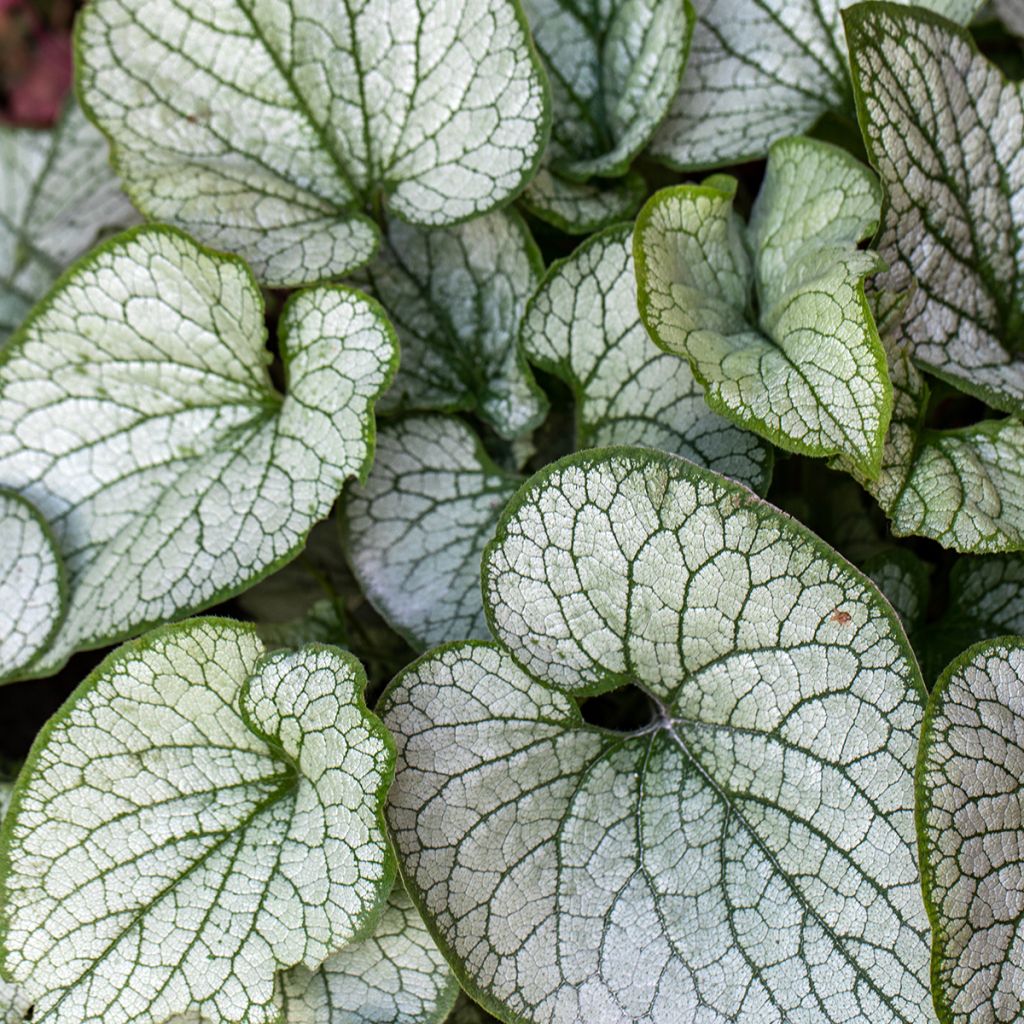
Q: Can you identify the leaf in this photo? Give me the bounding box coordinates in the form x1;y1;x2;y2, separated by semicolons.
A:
521;222;773;492
846;2;1024;414
0;618;394;1024
0;99;137;340
344;415;519;652
76;0;549;287
635;136;890;473
996;0;1024;36
0;489;64;683
917;638;1024;1024
281;883;458;1024
520;168;646;235
522;0;692;179
649;0;984;171
358;212;547;440
383;446;932;1024
0;784;30;1024
862;548;930;632
0;226;396;680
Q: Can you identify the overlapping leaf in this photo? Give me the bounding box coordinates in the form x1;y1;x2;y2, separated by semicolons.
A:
635;136;890;473
0;783;29;1024
0;619;394;1024
520;168;646;235
76;0;549;286
847;3;1024;413
918;638;1024;1024
0;226;396;679
383;447;931;1024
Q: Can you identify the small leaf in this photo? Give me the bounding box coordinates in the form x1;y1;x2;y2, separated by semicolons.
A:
520;168;646;235
522;222;772;492
281;883;458;1024
76;0;549;287
846;2;1024;414
0;489;64;683
918;638;1024;1024
383;446;931;1024
0;618;394;1024
635;136;890;473
358;212;547;440
0;226;396;679
0;99;136;340
345;415;519;652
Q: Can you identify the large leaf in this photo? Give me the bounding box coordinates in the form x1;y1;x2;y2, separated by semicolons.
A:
846;3;1024;414
0;618;394;1024
522;222;772;492
918;638;1024;1024
0;490;64;683
383;447;931;1024
635;136;890;474
76;0;549;287
0;226;396;680
358;212;547;440
0;99;136;341
650;0;984;171
345;415;519;651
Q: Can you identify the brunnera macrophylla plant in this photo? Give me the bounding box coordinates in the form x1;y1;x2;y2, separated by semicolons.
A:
1;2;1024;1024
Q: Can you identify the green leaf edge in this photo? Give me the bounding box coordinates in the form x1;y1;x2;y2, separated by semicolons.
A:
0;222;399;684
632;160;893;478
914;634;1024;1024
0;615;399;1014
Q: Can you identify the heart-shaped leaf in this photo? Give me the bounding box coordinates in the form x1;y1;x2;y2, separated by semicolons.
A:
0;618;394;1024
76;0;549;287
0;226;396;680
383;446;932;1024
635;136;890;474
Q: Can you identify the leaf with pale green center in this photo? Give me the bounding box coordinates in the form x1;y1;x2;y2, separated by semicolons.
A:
649;0;984;171
0;618;394;1024
520;168;646;235
344;415;519;651
521;222;772;492
0;100;137;342
76;0;549;287
918;638;1024;1024
383;446;931;1024
635;136;890;473
356;213;546;440
281;884;457;1024
846;3;1024;413
0;226;396;680
0;490;64;683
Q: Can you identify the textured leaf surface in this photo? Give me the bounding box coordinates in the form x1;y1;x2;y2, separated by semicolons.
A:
0;227;395;678
520;168;645;235
650;0;984;170
282;884;457;1024
0;490;63;683
0;784;30;1024
847;3;1024;413
345;416;519;651
359;213;546;439
862;548;929;632
522;223;772;492
77;0;548;286
0;618;394;1024
635;137;889;472
384;447;931;1024
918;639;1024;1024
0;100;136;340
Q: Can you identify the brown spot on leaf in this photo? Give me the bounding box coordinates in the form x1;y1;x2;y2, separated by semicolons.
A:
831;609;852;625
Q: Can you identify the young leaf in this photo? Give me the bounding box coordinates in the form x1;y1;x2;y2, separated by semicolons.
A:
918;638;1024;1024
0;618;394;1024
0;490;64;683
635;136;890;473
357;212;547;440
520;168;646;235
650;0;984;171
0;226;396;679
846;3;1024;414
76;0;549;287
522;222;773;492
383;447;932;1024
0;99;136;341
345;416;519;651
281;884;458;1024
